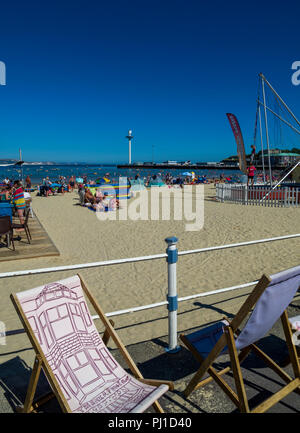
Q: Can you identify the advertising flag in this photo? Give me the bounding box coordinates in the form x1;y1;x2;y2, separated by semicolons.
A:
226;113;247;174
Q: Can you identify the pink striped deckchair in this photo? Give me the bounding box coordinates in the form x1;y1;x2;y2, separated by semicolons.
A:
180;265;300;413
11;274;173;413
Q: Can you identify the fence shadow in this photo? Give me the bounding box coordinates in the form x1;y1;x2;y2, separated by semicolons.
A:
0;332;298;413
116;333;300;413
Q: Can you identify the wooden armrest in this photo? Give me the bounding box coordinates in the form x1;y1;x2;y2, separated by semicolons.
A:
137;378;174;391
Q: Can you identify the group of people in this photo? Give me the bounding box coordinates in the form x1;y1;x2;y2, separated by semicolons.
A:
78;185;120;211
132;173;211;188
38;175;76;197
0;179;30;228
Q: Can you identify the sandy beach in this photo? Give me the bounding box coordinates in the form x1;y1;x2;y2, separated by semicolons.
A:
1;184;300;360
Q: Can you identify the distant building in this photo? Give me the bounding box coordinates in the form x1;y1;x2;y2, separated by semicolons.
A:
163;161;179;165
259;149;299;167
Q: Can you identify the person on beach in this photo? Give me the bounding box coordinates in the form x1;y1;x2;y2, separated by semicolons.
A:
247;165;256;186
250;144;256;164
3;185;11;200
58;176;67;194
84;187;97;205
69;176;75;192
12;180;26;228
95;188;104;201
25;175;31;190
43;177;52;197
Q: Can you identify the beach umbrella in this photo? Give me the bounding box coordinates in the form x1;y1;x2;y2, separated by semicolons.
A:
96;177;110;184
182;172;192;176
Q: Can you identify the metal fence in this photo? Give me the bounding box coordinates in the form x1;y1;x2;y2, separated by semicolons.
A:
2;234;300;353
216;184;300;207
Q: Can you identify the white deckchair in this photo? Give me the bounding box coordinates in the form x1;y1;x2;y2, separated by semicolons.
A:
11;274;173;413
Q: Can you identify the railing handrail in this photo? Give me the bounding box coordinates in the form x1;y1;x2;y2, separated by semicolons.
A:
216;183;300;208
3;233;300;351
0;233;299;279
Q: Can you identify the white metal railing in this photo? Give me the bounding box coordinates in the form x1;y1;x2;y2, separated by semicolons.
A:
216;184;300;207
2;233;300;352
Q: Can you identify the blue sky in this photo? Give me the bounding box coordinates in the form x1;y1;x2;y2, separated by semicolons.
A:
0;0;300;163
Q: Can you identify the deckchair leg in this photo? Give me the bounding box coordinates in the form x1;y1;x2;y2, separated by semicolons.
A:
152;400;164;413
18;355;43;413
32;391;55;409
225;326;250;413
250;343;297;386
183;333;228;397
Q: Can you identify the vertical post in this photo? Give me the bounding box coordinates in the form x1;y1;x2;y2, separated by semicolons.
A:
165;237;181;353
258;104;266;183
126;130;133;165
129;139;131;165
260;74;273;187
19;148;24;184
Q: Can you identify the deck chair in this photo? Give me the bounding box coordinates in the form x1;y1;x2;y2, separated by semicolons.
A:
180;265;300;413
10;274;173;413
12;207;32;244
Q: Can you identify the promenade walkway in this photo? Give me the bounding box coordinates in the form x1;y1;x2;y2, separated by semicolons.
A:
1;296;299;414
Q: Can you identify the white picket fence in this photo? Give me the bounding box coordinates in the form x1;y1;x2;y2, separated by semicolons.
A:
216;184;300;207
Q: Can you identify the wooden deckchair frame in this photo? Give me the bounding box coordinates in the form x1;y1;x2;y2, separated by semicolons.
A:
10;273;174;413
180;274;300;413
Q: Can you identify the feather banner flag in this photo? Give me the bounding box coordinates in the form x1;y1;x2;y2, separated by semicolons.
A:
226;113;248;174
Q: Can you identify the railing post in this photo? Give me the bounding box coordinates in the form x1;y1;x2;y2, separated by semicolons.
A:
244;185;247;205
165;236;181;353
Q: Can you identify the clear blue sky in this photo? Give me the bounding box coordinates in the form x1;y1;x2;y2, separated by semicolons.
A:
0;0;300;163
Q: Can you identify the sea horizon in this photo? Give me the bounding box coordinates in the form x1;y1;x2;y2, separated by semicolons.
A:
0;162;244;185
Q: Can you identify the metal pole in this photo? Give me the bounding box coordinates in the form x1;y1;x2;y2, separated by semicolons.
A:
260;74;273;187
258;103;266;183
126;130;133;165
19;148;24;184
165;236;181;353
260;159;300;202
257;100;300;136
129;139;131;165
262;74;300;128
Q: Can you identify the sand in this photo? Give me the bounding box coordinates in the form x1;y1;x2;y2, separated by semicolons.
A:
1;184;300;361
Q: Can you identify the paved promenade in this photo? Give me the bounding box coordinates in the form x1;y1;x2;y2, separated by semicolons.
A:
1;295;299;414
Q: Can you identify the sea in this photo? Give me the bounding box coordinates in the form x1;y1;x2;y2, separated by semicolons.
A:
0;164;244;186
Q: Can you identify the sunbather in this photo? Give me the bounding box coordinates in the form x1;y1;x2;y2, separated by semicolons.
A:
84;187;96;204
